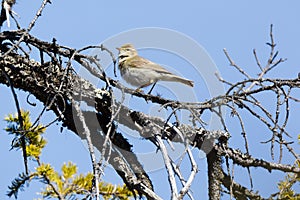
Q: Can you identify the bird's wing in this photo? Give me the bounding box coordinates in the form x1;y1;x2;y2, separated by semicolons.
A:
127;55;173;75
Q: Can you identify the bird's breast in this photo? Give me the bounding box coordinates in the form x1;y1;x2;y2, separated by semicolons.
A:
121;67;157;87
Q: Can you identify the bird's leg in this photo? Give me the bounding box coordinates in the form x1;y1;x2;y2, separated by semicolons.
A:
147;82;157;95
131;82;156;102
133;81;156;95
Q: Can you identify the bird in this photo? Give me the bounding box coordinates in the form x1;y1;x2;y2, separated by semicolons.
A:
116;43;194;94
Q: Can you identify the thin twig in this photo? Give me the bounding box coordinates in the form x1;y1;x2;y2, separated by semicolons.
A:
71;100;100;200
223;48;251;79
1;0;51;58
155;135;178;199
178;146;198;200
2;70;28;174
253;49;263;71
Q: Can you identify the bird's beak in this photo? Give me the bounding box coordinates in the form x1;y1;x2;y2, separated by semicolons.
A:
116;47;120;51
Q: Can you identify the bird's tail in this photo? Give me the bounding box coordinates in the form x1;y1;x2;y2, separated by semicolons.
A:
168;75;194;87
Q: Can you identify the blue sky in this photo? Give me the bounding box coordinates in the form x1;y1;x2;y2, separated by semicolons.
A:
0;1;299;199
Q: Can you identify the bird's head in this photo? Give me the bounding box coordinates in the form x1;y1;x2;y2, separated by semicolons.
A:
116;43;138;62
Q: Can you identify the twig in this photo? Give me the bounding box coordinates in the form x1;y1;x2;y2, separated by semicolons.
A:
155;135;178;199
253;49;263;71
2;70;28;174
226;104;249;154
71;100;100;200
246;24;286;92
223;48;251;79
99;88;125;178
27;0;51;32
178;147;198;200
171;161;195;200
1;0;51;58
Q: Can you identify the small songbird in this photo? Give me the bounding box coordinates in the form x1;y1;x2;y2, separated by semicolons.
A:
117;43;194;93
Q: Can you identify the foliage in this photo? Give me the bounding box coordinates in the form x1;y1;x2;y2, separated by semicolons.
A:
4;110;47;160
275;136;300;199
4;110;134;199
277;167;300;199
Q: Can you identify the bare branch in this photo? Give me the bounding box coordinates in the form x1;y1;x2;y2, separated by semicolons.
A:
223;48;251;79
155;135;178;199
